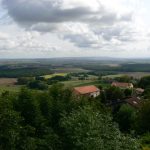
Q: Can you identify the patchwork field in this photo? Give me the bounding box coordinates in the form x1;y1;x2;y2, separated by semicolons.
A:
42;73;67;79
61;80;109;88
51;68;89;73
102;72;150;79
0;85;21;93
0;78;21;93
0;78;17;85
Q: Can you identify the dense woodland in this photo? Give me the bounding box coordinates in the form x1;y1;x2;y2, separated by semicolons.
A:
0;78;150;149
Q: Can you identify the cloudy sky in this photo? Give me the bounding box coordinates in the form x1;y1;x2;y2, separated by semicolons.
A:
0;0;150;58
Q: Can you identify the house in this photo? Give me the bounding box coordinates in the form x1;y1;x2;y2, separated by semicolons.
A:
74;85;100;98
135;88;144;95
111;82;133;89
107;96;142;110
125;97;141;109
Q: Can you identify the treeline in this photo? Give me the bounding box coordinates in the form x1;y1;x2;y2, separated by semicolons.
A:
17;75;71;90
0;67;52;78
80;64;150;72
0;85;141;150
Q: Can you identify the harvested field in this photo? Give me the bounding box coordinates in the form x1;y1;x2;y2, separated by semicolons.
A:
0;78;17;86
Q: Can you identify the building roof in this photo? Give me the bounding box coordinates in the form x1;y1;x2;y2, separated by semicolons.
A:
111;82;133;88
125;97;141;109
135;88;144;93
74;85;100;95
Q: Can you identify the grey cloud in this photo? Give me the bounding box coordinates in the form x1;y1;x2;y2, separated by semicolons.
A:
1;0;135;50
2;0;131;30
64;33;100;48
2;0;95;24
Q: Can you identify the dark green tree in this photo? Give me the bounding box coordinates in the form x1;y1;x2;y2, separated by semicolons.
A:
105;86;125;102
61;106;140;150
115;104;136;132
136;101;150;134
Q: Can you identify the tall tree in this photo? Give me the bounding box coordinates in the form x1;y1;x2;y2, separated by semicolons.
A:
61;106;140;150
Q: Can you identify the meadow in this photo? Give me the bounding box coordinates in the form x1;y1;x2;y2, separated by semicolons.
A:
42;73;67;79
61;80;109;88
0;78;21;93
102;72;150;79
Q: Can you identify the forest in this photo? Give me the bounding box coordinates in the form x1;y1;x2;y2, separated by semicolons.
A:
0;81;150;150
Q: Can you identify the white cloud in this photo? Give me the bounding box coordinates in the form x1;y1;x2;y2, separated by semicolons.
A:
0;0;150;58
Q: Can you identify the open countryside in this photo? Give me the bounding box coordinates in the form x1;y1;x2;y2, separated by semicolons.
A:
0;0;150;149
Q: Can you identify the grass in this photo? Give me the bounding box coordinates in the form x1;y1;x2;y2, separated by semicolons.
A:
61;80;109;88
143;146;150;150
0;78;17;85
51;68;89;73
0;78;21;93
0;85;21;93
102;74;123;79
102;72;150;79
43;73;67;79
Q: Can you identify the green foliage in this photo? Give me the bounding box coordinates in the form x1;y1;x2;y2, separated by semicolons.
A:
17;77;34;85
47;75;70;85
143;88;150;99
61;106;140;150
0;84;143;150
140;133;150;147
124;88;132;97
105;86;125;102
0;67;52;78
115;75;132;82
139;76;150;89
115;104;136;132
28;80;48;90
136;101;150;134
0;103;21;149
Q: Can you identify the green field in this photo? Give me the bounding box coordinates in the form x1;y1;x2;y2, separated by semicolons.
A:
102;74;123;79
43;73;67;79
0;85;21;93
61;80;109;88
51;68;89;73
102;72;150;79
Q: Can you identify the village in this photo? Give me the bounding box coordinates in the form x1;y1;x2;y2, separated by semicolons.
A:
73;81;144;110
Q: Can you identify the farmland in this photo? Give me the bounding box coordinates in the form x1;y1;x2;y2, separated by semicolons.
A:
102;72;150;79
43;73;67;79
0;78;17;85
61;80;109;88
0;58;150;93
0;58;150;149
0;78;21;93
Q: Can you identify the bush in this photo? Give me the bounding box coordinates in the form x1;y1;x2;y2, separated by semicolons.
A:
28;80;48;90
17;77;34;85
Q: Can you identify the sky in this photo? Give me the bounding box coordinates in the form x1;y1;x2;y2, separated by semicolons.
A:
0;0;150;58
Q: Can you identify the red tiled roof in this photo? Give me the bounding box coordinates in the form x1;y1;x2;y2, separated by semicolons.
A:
111;82;133;88
74;85;100;95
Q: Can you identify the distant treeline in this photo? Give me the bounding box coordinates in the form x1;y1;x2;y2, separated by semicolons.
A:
80;64;150;72
0;62;150;78
0;66;52;78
